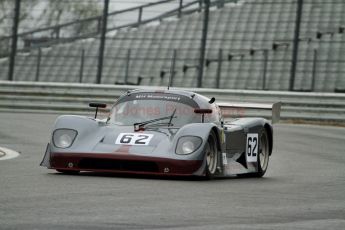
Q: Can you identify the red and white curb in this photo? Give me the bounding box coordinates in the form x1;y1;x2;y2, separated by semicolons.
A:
0;147;20;160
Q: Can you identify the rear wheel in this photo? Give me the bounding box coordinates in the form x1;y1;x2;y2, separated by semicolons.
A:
238;129;270;178
256;130;269;177
205;132;218;179
248;130;269;178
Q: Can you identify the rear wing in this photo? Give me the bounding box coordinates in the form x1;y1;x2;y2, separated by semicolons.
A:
217;102;281;124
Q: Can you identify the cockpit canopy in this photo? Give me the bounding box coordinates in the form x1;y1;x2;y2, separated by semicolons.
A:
109;91;220;127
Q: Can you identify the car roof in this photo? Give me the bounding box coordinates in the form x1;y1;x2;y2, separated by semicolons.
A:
122;88;215;110
127;88;196;98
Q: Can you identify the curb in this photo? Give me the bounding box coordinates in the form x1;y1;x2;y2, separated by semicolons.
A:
0;147;20;160
0;150;5;158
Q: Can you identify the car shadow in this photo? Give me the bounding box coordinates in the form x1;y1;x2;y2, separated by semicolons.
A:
49;171;277;182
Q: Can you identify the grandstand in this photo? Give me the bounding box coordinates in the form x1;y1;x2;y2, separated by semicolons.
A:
0;0;344;92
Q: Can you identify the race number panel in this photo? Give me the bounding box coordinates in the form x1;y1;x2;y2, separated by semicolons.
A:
115;133;154;145
246;133;258;163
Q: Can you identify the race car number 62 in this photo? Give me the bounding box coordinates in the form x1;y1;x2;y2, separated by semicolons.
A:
115;133;154;145
246;133;258;162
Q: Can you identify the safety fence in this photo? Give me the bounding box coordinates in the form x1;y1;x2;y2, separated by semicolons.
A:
0;0;231;57
0;81;344;124
1;45;344;92
1;0;344;92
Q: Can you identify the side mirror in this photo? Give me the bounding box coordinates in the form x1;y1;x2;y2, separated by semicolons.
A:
89;103;107;119
194;108;212;123
208;97;215;104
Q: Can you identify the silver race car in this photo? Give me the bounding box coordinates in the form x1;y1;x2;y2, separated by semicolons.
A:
41;89;280;178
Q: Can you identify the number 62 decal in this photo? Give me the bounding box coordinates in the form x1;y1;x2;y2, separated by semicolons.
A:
246;133;258;163
115;133;153;145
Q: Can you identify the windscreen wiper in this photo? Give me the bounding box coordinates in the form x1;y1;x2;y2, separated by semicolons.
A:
145;109;177;129
134;109;176;131
167;108;176;127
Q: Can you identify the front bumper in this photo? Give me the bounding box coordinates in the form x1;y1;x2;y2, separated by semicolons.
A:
49;152;204;176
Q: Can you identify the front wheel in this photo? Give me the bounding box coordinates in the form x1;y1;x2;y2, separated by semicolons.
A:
204;132;219;179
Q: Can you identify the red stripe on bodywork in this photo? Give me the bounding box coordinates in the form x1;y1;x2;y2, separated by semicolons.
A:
113;145;131;154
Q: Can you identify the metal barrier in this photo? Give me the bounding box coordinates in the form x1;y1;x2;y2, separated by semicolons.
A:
0;81;344;123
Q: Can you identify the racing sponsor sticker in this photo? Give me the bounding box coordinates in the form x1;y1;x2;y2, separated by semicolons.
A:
246;133;258;163
115;133;153;145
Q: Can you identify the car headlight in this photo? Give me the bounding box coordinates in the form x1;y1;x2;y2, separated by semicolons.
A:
176;136;202;155
52;129;78;148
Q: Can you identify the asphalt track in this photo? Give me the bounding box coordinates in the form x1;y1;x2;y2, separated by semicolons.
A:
0;112;344;230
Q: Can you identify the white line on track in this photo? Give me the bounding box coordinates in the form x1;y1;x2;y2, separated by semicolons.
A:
0;147;20;160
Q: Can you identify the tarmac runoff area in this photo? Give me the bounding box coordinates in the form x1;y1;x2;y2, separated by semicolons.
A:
1;112;345;230
0;146;20;160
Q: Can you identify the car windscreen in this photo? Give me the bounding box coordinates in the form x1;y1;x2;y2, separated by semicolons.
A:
110;96;200;127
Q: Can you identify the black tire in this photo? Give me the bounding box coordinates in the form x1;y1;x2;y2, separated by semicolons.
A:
56;169;80;175
256;129;270;177
204;131;219;179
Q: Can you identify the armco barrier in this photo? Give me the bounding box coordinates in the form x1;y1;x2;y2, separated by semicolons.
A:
0;81;344;123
